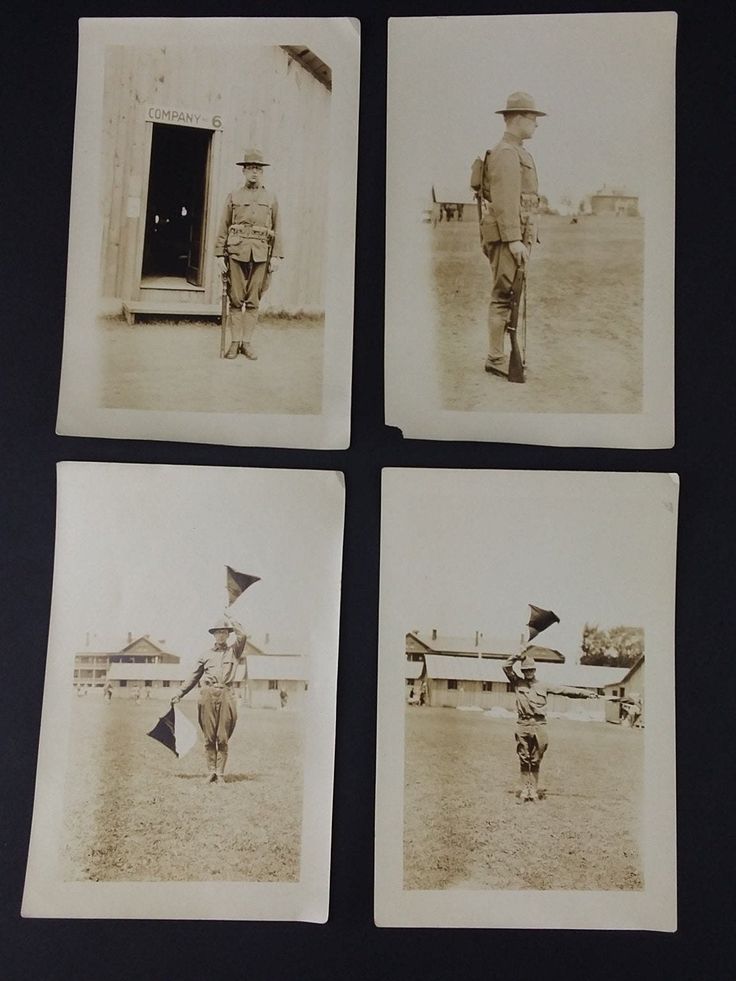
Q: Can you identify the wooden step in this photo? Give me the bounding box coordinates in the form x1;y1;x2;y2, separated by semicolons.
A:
123;301;221;325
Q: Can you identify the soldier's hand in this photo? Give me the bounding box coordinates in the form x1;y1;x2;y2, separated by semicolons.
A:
509;240;529;266
170;694;181;705
217;257;228;276
269;256;282;273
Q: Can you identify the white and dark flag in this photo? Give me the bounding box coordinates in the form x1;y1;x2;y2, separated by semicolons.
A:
147;706;198;758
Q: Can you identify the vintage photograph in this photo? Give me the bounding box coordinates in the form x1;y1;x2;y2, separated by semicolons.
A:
376;469;677;929
23;463;345;920
56;18;359;448
385;13;675;447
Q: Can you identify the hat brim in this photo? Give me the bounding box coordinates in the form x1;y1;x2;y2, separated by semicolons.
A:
236;161;270;166
495;109;547;116
208;626;230;634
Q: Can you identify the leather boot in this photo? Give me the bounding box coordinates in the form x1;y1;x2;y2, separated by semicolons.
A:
206;748;218;783
215;747;228;784
225;342;239;359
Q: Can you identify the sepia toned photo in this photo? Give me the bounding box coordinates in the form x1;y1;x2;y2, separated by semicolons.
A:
56;18;359;449
23;463;345;921
376;469;677;929
385;13;675;447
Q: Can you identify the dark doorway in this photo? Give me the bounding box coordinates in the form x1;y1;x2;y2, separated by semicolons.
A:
141;124;212;286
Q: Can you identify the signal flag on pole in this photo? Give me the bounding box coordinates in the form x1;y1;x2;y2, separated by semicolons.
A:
226;566;261;607
527;605;560;641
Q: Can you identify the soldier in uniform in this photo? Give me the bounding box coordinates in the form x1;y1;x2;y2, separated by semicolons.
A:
503;651;599;801
214;148;284;361
470;92;545;377
171;614;247;785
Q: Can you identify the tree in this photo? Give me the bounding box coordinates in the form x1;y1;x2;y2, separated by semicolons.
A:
580;624;644;666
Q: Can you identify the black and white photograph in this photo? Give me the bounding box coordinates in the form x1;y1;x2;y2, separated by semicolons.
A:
22;463;345;921
375;469;677;929
56;18;359;448
385;13;675;447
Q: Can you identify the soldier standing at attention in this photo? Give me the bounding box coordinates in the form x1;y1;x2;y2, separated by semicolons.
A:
470;92;545;377
503;651;598;801
215;148;283;361
171;614;247;785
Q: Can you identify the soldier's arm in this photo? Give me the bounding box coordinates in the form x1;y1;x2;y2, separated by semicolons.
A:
173;658;206;701
489;146;522;241
546;684;598;699
213;194;233;257
270;194;284;259
502;655;519;684
226;618;247;659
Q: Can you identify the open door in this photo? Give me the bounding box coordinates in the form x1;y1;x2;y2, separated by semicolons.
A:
141;124;212;287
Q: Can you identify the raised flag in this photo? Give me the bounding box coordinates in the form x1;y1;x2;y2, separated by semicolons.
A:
226;566;261;606
527;604;560;641
147;706;198;758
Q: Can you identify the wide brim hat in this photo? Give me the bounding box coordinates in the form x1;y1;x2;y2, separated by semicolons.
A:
496;91;547;116
520;654;537;671
208;618;232;635
236;148;270;166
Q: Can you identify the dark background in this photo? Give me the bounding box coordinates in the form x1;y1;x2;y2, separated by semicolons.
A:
2;1;733;979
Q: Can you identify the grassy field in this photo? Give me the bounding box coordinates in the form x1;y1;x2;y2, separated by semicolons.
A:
60;697;304;882
431;214;644;414
404;707;643;891
100;314;324;414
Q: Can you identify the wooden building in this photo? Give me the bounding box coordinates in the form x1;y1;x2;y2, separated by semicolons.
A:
406;630;565;664
604;655;645;724
99;44;331;322
74;634;181;688
590;185;640;217
406;651;628;718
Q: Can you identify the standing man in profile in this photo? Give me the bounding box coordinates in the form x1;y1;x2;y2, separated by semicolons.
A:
215;148;284;361
171;614;247;785
470;92;545;377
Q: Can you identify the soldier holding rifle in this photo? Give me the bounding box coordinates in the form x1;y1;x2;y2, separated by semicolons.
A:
470;92;545;380
215;148;284;361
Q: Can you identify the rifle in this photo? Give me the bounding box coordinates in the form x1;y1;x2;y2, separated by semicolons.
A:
219;266;229;359
507;264;526;383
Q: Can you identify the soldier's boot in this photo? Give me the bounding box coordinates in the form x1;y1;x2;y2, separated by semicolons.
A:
206;748;218;783
518;765;531;802
240;308;259;359
485;303;508;374
227;308;245;358
528;767;540;801
215;746;228;785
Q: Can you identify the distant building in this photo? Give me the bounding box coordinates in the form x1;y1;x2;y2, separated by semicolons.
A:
407;629;565;663
590;185;639;217
430;185;476;224
603;655;645;724
73;631;309;704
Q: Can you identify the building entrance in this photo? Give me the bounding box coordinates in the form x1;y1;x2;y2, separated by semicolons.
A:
141;124;213;288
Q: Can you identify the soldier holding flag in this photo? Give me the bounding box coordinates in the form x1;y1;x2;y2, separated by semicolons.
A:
503;606;599;802
169;567;260;785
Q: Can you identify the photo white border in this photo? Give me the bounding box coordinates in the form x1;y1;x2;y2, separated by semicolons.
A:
375;469;678;930
22;462;345;921
385;13;676;448
56;18;360;449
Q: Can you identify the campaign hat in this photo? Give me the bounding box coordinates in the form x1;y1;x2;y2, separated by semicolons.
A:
496;92;547;116
236;148;270;166
208;618;232;635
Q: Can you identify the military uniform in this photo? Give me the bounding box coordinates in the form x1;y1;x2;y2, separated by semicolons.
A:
214;149;284;358
176;621;247;783
503;653;595;800
470;92;544;371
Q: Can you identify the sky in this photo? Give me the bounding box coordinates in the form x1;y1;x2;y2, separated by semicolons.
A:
382;470;677;662
51;464;344;670
389;13;675;213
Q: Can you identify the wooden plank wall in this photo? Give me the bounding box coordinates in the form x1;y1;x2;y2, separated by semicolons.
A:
100;45;330;315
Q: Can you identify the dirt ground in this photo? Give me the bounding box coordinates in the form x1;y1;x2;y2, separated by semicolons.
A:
60;697;303;882
404;707;643;891
432;214;643;414
99;314;324;414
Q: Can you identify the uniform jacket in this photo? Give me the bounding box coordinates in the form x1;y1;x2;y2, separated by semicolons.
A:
214;182;284;263
503;657;592;726
471;132;539;245
179;629;247;696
